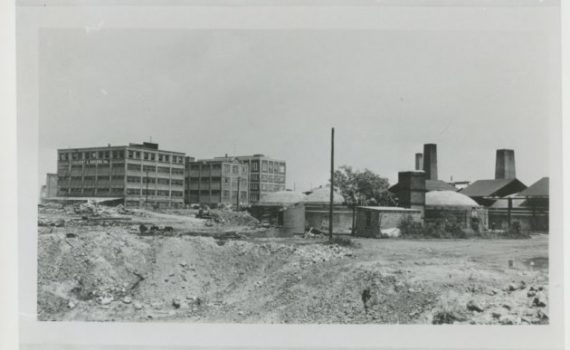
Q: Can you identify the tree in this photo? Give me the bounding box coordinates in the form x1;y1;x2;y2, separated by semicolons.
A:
333;165;395;206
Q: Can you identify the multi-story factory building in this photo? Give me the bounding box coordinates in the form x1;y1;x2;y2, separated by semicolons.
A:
185;156;249;206
56;142;186;208
235;154;286;203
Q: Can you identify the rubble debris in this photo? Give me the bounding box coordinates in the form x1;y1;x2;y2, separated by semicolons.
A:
432;310;467;324
466;300;484;313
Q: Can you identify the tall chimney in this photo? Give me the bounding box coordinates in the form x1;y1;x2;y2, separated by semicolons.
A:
397;171;426;215
415;153;423;171
423;143;438;180
495;149;516;179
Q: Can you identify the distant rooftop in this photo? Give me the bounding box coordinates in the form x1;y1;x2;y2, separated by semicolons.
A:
518;177;549;197
460;178;526;197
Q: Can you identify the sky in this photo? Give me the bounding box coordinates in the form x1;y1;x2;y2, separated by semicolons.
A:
38;6;559;191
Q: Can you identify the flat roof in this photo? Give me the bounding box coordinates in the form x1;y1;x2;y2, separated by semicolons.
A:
57;145;185;155
357;206;421;212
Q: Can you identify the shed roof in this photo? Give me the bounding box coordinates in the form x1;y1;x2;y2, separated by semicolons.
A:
257;191;306;205
389;179;456;193
426;191;480;208
304;187;344;204
358;206;421;212
489;193;527;208
426;180;457;192
518;177;549;197
460;178;525;197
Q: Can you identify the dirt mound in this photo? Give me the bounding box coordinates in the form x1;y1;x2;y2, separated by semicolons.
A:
37;229;154;320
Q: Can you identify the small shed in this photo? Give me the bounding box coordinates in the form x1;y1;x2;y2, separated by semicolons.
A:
249;191;306;234
354;206;422;238
304;186;352;234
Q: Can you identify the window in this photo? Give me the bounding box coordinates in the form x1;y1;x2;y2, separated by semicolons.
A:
142;189;156;195
144;152;149;160
366;211;372;227
97;188;110;193
232;165;239;174
212;163;221;169
112;175;123;180
262;161;268;172
127;176;141;183
171;191;183;197
171;179;183;186
112;162;125;168
143;177;156;184
251;161;259;171
157;190;169;196
222;190;230;199
172;168;184;175
143;165;156;172
135;151;141;159
150;153;155;161
158;154;163;162
190;164;199;170
105;151;110;159
157;178;169;185
84;176;95;181
189;177;199;183
223;164;230;174
165;155;170;162
99;163;110;168
127;188;140;195
111;187;123;193
158;166;170;173
127;164;141;171
128;151;134;159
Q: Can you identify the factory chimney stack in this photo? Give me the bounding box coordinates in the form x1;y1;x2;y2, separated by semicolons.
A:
423;143;438;180
495;149;516;179
415;153;423;171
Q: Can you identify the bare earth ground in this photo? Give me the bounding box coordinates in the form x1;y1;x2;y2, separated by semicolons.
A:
37;203;549;324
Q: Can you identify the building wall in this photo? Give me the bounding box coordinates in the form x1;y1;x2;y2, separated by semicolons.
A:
46;173;58;198
249;203;305;235
235;155;286;203
56;143;185;208
304;204;353;234
354;207;422;238
488;208;548;232
185;158;249;206
425;207;488;230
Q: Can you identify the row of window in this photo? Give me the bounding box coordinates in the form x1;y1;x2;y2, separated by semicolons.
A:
127;150;184;164
59;187;123;193
59;150;125;161
126;164;184;174
126;189;183;197
59;175;124;181
248;160;286;174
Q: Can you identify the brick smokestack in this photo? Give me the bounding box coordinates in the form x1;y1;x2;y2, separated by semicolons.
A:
415;153;423;171
423;143;438;180
495;149;516;179
397;171;426;215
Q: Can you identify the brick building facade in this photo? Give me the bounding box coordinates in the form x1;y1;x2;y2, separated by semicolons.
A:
235;154;286;203
185;157;249;206
56;142;185;208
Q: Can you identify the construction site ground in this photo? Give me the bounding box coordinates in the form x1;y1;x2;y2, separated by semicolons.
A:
37;203;549;325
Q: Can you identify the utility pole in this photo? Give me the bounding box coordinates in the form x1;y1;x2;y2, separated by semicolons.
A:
329;127;335;242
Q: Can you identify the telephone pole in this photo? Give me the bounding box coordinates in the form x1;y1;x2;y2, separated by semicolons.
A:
329;127;335;242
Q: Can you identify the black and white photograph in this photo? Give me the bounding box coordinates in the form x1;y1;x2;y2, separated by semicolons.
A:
6;0;568;349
